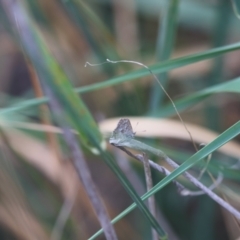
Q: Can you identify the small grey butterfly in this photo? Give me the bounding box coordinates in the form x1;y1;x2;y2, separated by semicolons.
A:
109;119;136;146
113;119;135;139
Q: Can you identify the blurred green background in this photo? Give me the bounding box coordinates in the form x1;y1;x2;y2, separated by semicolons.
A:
0;0;240;239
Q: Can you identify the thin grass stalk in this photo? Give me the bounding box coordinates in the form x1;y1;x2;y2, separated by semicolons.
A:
45;87;118;240
205;0;231;132
142;153;158;240
149;0;179;112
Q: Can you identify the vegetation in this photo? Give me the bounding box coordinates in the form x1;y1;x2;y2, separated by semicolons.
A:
0;0;240;239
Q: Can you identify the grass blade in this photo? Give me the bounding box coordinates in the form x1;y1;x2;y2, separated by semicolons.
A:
149;0;179;111
205;0;231;131
151;76;240;117
77;41;240;93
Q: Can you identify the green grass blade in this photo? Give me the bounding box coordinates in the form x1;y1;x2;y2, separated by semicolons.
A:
144;121;240;197
99;151;167;239
89;121;240;239
79;41;240;93
149;0;179;111
151;76;240;117
205;0;231;131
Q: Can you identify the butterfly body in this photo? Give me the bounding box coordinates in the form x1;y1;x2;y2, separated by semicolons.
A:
109;119;136;146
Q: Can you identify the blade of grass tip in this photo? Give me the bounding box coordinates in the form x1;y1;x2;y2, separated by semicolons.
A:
0;97;48;116
2;1;169;237
151;76;240;117
89;121;240;239
149;0;179;112
1;41;240;117
143;121;240;213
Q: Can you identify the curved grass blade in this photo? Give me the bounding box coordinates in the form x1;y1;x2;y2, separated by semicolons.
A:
144;121;240;198
89;121;240;239
151;76;240;117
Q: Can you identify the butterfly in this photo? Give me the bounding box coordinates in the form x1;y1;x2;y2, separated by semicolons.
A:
109;119;135;146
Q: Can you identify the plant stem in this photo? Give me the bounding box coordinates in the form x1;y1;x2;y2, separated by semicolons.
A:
142;153;158;240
